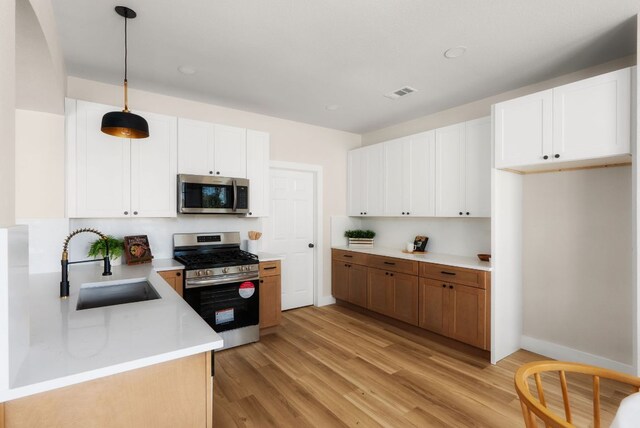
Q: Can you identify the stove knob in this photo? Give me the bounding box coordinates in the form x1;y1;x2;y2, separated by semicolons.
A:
243;266;249;271
222;267;229;273
206;270;212;276
197;270;204;277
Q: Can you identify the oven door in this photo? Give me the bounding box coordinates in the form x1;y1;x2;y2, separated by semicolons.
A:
178;174;250;214
183;276;259;333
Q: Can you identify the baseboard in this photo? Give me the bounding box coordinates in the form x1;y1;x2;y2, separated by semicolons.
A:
316;295;336;307
521;335;635;375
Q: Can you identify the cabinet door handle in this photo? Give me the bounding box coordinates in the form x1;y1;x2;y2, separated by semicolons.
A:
449;285;454;289
543;155;549;160
390;273;394;277
466;212;470;216
209;171;213;174
441;271;456;276
385;272;389;276
133;211;138;215
406;212;410;215
343;255;353;258
554;154;560;159
459;212;463;215
384;261;395;265
260;279;264;283
216;171;221;175
176;272;181;277
402;212;405;215
442;284;446;288
124;211;128;215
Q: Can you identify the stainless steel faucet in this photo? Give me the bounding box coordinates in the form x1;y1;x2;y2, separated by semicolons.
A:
60;228;112;298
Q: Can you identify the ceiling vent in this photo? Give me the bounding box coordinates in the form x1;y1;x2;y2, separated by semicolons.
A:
384;86;417;100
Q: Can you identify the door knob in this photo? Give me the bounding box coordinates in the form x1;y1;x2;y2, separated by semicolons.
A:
308;243;315;248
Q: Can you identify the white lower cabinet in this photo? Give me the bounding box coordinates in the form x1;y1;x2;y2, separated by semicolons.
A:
66;99;177;218
246;130;270;217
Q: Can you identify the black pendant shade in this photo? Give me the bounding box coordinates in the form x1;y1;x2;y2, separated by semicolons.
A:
101;110;149;139
101;6;149;139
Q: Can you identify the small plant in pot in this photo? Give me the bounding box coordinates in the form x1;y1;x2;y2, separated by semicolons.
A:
344;230;376;248
88;236;125;265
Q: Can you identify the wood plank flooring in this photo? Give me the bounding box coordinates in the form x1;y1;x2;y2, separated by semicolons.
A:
213;305;632;427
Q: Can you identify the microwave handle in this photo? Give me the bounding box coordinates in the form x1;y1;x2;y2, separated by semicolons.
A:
232;180;238;212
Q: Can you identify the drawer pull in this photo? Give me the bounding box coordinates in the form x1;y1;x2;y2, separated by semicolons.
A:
263;266;277;270
343;255;353;258
384;261;396;265
441;271;456;276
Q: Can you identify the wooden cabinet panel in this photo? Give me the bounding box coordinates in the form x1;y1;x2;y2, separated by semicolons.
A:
449;284;487;350
260;275;282;328
259;261;282;328
367;268;393;316
390;272;419;326
158;269;184;297
332;249;368;266
259;261;281;277
367;255;418;276
419;263;487;289
331;259;350;301
349;264;368;308
4;353;210;428
419;278;447;335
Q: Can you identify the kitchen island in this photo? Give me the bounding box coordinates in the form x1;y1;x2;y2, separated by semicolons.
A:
1;259;223;427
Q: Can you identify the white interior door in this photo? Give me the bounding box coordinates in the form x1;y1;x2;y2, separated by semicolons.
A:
266;168;315;310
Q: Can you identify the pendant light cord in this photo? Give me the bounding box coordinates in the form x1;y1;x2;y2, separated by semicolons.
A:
123;11;129;112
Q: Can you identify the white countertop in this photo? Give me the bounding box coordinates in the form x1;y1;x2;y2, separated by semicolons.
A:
256;252;285;262
4;259;223;401
332;246;492;271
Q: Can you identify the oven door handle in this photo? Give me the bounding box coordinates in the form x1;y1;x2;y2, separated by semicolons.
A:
232;180;238;212
185;274;260;289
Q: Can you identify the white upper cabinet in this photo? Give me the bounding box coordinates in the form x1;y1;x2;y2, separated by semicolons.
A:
553;67;631;162
494;67;632;170
348;145;384;216
130;110;177;217
177;119;247;178
464;117;491;217
214;124;247;178
67;99;177;218
435;123;465;217
384;132;435;216
494;90;553;169
246;130;270;217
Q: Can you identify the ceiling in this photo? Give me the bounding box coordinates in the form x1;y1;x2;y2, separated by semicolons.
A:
52;1;638;134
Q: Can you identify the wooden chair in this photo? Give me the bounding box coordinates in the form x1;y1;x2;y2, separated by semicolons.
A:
514;361;640;428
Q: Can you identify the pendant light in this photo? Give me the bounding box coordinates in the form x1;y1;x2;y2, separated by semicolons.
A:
101;6;149;139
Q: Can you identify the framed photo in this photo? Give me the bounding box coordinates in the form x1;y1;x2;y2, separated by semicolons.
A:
124;235;154;265
413;235;429;252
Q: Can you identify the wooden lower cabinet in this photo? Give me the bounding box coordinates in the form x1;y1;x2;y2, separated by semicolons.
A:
158;269;184;297
259;261;282;328
367;268;419;326
419;278;487;350
3;352;213;428
331;259;368;308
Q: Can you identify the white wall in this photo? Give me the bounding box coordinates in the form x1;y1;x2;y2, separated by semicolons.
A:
522;166;633;370
0;0;16;228
360;217;490;257
62;77;361;300
15;110;65;219
362;56;636;146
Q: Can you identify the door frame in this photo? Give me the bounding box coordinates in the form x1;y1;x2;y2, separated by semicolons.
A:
268;161;324;308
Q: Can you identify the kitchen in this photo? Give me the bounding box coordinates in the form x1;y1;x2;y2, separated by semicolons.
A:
2;2;637;428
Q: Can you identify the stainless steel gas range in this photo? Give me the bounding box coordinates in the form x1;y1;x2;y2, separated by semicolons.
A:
173;232;260;350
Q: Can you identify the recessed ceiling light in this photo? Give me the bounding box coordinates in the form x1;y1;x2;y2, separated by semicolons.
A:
444;46;467;59
178;65;196;75
325;104;339;111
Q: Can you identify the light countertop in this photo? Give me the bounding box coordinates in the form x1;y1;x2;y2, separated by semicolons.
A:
332;246;492;271
4;259;223;401
256;252;285;262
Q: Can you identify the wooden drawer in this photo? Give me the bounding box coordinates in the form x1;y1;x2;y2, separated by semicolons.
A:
419;263;487;289
332;249;368;266
367;255;418;276
259;260;281;277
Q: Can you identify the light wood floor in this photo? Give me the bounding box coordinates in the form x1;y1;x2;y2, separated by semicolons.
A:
213;305;632;427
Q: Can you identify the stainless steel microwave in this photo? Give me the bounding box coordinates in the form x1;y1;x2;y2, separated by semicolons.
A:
177;174;250;214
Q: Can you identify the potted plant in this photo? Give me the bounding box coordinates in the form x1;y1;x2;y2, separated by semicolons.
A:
88;236;125;266
344;230;376;248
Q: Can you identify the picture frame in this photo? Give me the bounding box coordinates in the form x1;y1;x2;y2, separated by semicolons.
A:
123;235;154;265
413;235;429;252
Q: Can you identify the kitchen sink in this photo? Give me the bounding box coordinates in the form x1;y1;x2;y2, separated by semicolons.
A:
76;279;160;310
